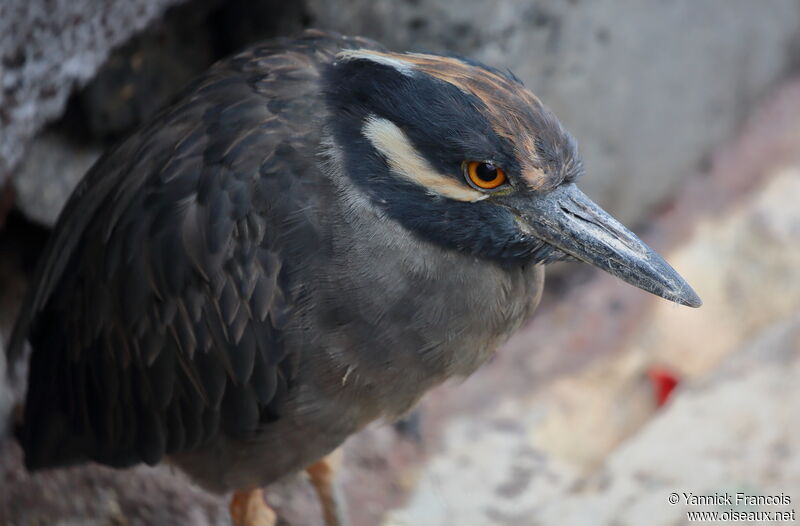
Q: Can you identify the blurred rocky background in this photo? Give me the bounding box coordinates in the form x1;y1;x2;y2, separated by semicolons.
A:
2;0;800;525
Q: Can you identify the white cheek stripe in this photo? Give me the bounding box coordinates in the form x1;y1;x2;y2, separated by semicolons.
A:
362;116;488;203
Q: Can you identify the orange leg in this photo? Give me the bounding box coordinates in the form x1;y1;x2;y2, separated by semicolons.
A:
306;448;350;526
229;488;277;526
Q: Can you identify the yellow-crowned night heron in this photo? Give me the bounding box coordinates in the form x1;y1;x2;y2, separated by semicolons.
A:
7;30;701;526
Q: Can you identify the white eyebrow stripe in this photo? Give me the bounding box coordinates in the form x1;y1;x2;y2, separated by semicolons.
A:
362;116;488;203
335;50;416;76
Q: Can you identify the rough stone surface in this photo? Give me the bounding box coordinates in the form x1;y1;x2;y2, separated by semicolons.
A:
637;169;800;376
306;0;800;224
0;0;186;181
13;134;101;226
7;0;308;225
533;315;800;526
0;442;229;526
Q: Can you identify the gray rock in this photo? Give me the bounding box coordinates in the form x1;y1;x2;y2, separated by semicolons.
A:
532;314;800;526
306;0;800;224
12;133;101;226
6;0;311;226
0;0;186;181
0;442;229;526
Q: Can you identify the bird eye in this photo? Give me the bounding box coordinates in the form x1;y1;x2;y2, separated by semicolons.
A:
465;161;507;190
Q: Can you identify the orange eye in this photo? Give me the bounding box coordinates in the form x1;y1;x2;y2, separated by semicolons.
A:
465;161;506;190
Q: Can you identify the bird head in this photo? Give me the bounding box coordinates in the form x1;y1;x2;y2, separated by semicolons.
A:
323;49;701;308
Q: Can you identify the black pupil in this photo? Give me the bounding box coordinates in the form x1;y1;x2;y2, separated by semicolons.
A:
475;162;498;182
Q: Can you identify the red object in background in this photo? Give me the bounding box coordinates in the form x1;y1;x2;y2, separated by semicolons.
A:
648;367;680;407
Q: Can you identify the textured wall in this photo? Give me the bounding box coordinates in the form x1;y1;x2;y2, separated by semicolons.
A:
0;0;186;181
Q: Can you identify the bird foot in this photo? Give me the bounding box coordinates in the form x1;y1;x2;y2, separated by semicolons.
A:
306;448;349;526
230;488;277;526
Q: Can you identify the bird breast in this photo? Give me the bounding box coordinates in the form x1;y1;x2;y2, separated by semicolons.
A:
292;180;545;424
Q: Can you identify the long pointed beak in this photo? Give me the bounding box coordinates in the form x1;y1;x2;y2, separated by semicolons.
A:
518;183;702;307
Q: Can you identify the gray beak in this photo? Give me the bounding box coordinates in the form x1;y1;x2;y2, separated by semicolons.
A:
519;183;702;307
